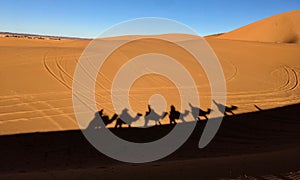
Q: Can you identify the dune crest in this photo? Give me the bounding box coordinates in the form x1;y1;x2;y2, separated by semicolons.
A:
218;10;300;43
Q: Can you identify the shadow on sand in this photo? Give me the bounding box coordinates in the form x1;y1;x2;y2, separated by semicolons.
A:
0;103;299;178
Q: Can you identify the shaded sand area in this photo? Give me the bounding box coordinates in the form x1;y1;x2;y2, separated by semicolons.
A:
1;11;300;134
0;103;299;179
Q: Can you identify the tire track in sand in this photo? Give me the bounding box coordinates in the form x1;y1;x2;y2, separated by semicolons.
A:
43;53;100;112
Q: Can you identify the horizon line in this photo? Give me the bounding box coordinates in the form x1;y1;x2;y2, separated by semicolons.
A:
0;31;224;40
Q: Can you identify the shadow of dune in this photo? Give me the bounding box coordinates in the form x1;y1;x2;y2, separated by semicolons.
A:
0;103;299;178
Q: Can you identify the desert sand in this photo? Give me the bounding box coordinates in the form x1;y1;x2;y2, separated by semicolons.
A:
1;29;300;133
0;10;300;179
218;10;300;43
0;104;299;179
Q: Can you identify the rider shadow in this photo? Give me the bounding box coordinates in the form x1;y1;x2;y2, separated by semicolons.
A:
168;105;189;124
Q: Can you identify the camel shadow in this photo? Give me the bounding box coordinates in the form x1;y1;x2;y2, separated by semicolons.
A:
189;103;212;121
213;100;238;116
144;105;168;127
114;108;143;128
87;109;118;130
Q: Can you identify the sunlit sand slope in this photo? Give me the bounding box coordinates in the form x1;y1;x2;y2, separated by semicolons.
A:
218;10;300;43
0;11;300;135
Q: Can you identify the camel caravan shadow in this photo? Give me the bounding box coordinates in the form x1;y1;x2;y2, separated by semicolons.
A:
87;108;142;130
86;101;238;131
1;103;299;174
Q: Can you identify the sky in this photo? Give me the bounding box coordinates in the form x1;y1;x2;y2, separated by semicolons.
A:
0;0;299;38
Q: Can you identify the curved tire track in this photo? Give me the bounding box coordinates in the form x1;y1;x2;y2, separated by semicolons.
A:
227;65;299;97
43;53;101;113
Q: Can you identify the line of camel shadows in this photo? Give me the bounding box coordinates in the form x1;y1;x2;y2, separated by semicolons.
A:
87;100;238;130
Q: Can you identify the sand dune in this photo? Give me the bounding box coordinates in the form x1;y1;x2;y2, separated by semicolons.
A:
218;10;300;43
0;11;300;135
